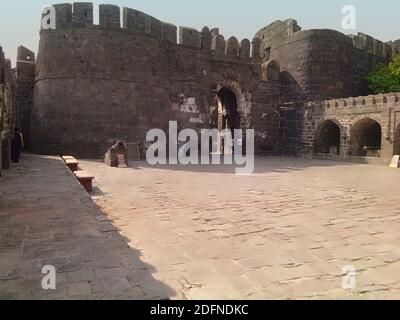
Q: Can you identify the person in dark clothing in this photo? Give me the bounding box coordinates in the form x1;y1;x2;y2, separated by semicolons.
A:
11;128;24;163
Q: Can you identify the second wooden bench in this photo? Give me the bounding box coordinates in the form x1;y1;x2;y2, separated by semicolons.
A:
74;170;95;192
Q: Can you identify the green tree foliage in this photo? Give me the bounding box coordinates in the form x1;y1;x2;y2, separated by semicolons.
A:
367;53;400;94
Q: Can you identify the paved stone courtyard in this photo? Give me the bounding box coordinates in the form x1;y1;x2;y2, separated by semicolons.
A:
1;154;400;299
80;156;400;299
0;154;171;299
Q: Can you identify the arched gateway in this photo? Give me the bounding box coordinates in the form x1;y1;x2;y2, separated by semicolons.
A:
315;120;341;155
351;118;382;157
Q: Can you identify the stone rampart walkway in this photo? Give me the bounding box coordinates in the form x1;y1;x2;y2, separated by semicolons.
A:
0;153;172;299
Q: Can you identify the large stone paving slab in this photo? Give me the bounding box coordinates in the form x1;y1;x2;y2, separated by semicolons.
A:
0;154;172;299
78;157;400;299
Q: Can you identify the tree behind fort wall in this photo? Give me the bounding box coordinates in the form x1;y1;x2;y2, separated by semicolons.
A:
367;53;400;94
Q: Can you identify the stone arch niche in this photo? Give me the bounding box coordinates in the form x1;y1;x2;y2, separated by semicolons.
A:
315;120;341;155
262;60;280;81
350;118;382;157
394;124;400;155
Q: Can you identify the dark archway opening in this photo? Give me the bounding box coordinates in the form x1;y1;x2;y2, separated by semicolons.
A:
315;120;341;155
351;118;382;157
394;125;400;155
209;87;242;154
216;87;240;133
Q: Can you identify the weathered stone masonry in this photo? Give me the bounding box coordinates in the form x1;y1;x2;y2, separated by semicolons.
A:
31;5;398;160
0;46;16;175
0;46;35;176
255;19;398;158
2;3;399;165
31;3;280;158
301;93;400;165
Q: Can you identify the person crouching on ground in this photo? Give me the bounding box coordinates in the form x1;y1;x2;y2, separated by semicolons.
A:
11;127;24;163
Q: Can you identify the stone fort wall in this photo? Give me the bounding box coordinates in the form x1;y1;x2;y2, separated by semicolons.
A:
30;3;400;161
256;19;391;103
298;92;400;164
32;3;281;157
0;47;16;174
255;20;397;157
0;46;34;174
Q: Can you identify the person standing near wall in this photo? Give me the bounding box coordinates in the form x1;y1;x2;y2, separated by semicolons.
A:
11;127;23;163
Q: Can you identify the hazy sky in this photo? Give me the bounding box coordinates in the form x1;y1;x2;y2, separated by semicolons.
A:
1;0;399;66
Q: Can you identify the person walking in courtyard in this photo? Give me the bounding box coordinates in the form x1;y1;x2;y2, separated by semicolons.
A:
11;127;24;163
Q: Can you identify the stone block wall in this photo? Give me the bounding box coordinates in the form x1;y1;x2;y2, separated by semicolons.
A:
16;46;35;150
0;47;17;175
297;93;400;164
31;2;279;158
26;2;400;160
256;21;392;104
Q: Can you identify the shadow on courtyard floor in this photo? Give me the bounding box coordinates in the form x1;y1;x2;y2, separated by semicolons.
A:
0;153;175;300
92;156;367;175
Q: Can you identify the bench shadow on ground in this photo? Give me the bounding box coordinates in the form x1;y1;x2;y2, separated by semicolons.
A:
1;153;175;300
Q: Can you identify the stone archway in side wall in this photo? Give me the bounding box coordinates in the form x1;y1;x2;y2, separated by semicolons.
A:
315;119;341;155
350;117;382;157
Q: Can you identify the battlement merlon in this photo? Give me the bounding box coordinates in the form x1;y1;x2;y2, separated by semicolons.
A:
17;46;35;63
99;4;120;29
16;46;36;82
0;46;4;85
162;22;178;43
389;39;400;55
179;27;201;48
72;2;93;27
0;46;4;65
123;7;162;38
51;3;73;28
255;18;301;50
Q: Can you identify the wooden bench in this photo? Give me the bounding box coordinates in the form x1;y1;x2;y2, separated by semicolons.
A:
62;156;76;162
74;170;95;192
65;158;79;172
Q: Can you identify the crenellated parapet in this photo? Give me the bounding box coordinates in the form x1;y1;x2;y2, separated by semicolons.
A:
43;3;261;62
306;92;400;111
299;92;400;163
207;28;257;61
255;19;394;61
42;3;177;42
348;33;392;58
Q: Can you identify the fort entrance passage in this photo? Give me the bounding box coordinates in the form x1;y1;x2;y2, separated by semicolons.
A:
216;87;241;133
